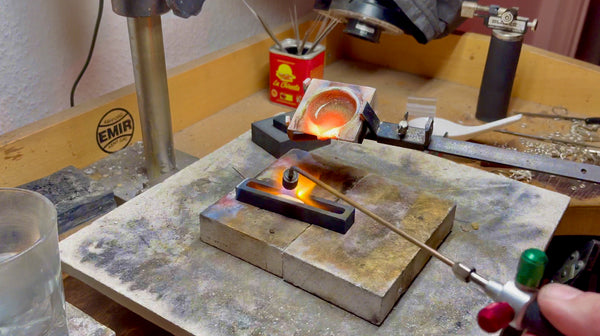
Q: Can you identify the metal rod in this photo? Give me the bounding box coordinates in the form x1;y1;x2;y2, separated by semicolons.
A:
313;17;327;40
241;0;284;51
470;271;489;288
495;129;600;149
427;135;600;183
312;16;331;47
515;111;581;121
515;111;600;124
127;16;177;185
306;17;339;54
290;166;456;267
299;14;324;55
291;1;301;55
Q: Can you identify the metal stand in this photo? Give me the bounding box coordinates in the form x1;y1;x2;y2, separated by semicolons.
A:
127;16;176;184
111;0;176;185
251;103;600;184
476;30;524;122
461;2;537;122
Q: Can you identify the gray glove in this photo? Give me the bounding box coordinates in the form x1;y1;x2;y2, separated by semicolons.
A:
166;0;206;18
394;0;465;42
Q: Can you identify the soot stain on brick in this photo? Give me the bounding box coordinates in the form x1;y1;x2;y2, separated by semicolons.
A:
313;157;368;194
173;169;241;209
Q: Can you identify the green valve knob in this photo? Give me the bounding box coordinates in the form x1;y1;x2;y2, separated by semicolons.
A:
516;248;549;289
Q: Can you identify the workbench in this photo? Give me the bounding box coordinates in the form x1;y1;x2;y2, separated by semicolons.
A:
58;129;568;335
58;59;573;335
2;22;600;334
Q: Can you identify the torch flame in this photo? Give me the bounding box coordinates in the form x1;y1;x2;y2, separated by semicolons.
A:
272;167;320;208
295;176;318;207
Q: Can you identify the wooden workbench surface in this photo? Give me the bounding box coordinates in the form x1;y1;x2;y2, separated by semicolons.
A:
4;28;600;191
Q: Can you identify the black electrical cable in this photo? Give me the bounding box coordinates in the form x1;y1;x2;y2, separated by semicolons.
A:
70;0;104;107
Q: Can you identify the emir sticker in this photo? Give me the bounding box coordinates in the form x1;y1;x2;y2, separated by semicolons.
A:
96;108;134;153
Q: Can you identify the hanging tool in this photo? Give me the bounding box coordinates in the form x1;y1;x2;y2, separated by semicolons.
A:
282;166;563;335
516;111;600;125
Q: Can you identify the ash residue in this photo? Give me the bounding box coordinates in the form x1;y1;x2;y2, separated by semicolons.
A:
75;167;286;333
78;217;179;294
173;169;241;217
320;142;548;230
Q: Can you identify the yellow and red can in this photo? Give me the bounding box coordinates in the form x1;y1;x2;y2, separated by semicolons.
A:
269;38;325;108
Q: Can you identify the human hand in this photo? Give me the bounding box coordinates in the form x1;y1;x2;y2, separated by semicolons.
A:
535;283;600;336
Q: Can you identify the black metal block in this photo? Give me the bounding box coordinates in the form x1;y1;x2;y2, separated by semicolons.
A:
251;112;331;158
235;178;355;234
18;166;117;234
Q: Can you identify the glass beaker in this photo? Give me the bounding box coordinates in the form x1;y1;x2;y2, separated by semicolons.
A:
0;188;68;336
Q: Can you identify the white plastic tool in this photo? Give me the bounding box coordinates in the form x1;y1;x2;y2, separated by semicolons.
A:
408;114;523;140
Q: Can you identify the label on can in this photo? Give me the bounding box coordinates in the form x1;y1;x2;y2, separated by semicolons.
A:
269;42;325;108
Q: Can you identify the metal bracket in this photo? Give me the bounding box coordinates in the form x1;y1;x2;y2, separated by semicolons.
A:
251;112;331;158
553;240;600;291
360;103;433;151
257;104;600;184
354;106;600;184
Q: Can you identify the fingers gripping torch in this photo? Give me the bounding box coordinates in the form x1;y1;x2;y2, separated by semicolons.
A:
283;166;563;336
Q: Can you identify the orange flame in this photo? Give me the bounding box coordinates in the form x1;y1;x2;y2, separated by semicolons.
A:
271;166;321;208
295;175;318;207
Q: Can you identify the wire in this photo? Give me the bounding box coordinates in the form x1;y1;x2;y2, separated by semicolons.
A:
70;0;104;107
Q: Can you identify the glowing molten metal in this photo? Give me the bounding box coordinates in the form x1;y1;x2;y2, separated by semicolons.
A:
304;89;358;140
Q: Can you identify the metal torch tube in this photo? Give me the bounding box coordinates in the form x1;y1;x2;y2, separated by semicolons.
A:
476;30;524;122
127;16;177;184
290;166;456;267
